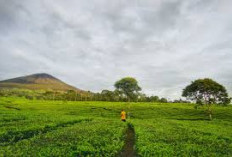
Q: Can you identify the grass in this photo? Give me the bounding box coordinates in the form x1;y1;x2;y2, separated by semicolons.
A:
0;97;232;156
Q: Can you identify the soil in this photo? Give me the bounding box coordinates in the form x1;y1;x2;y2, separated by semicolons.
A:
119;124;136;157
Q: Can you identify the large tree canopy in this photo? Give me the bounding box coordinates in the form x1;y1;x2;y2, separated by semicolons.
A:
182;78;230;105
182;78;231;120
114;77;141;101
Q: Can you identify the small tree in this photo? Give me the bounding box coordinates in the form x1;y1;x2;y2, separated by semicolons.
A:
150;96;160;102
101;90;115;101
182;78;231;120
160;98;168;103
114;77;141;102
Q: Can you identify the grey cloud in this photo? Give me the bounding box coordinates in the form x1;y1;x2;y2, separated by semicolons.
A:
0;0;232;99
0;0;28;33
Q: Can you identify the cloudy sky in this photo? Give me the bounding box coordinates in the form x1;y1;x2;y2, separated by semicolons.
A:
0;0;232;99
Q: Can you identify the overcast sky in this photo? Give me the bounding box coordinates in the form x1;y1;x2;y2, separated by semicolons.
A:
0;0;232;99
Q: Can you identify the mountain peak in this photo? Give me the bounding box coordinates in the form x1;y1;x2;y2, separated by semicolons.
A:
0;73;81;91
0;73;59;84
27;73;58;80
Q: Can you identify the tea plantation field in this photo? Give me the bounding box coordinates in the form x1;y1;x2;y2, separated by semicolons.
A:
0;97;232;156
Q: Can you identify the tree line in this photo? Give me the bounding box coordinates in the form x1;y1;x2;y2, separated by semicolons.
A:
0;88;170;103
1;77;231;120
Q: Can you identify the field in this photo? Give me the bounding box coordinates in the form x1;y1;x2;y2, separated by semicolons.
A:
0;97;232;156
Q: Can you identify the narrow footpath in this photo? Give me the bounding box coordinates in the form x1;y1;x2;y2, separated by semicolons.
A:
120;124;136;157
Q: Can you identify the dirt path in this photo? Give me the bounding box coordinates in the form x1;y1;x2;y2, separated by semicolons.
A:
120;123;136;157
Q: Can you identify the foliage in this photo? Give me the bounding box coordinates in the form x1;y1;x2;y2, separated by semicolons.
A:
173;99;191;103
114;77;141;101
160;97;168;103
182;78;231;120
182;78;230;105
0;97;232;156
0;88;166;102
0;97;126;156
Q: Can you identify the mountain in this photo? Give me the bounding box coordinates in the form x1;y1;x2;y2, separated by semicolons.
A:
0;73;82;91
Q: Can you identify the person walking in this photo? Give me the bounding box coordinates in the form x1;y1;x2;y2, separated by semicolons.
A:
121;109;126;122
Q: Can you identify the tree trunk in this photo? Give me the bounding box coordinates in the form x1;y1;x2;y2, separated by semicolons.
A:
207;104;213;121
127;97;130;119
209;113;212;121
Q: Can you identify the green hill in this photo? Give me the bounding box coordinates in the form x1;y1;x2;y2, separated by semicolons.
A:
0;73;82;92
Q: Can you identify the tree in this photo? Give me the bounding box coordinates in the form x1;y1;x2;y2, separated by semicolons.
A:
114;77;141;101
113;90;121;102
160;98;168;103
182;78;231;120
137;93;147;102
65;90;76;101
150;96;160;102
101;90;115;101
173;99;190;103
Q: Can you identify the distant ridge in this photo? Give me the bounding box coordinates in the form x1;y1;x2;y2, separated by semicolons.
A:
0;73;82;92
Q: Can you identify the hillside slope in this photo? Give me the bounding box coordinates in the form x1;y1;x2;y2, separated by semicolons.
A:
0;73;82;91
